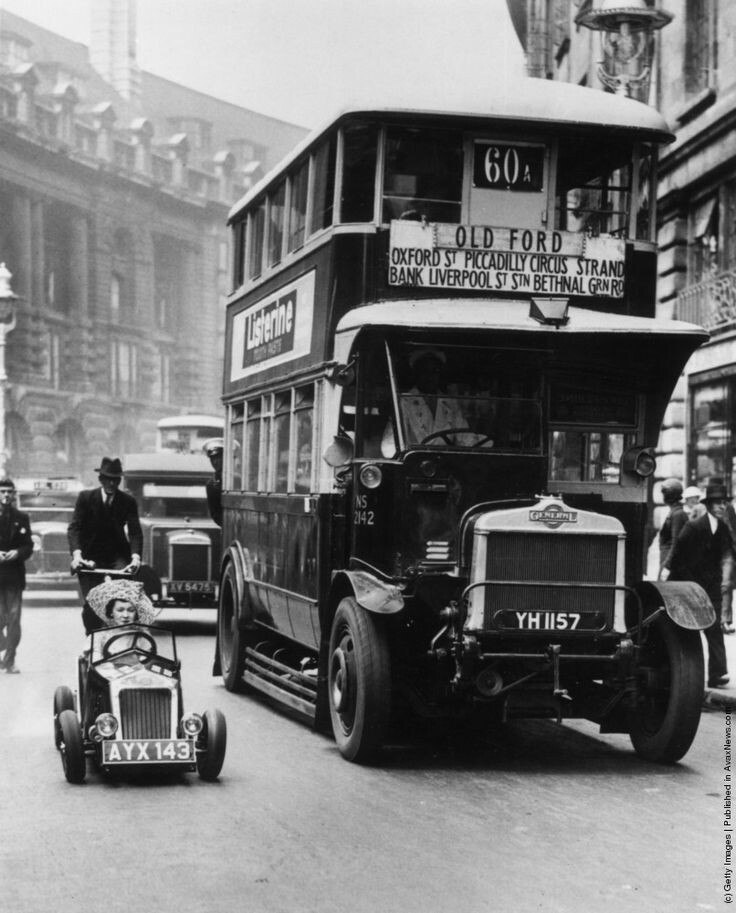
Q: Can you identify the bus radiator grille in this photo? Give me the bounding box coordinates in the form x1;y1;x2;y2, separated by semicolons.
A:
483;532;618;622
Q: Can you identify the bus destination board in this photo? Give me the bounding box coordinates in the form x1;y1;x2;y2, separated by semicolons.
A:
388;221;625;298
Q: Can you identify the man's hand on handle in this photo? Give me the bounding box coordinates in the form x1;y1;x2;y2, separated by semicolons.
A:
122;554;141;575
71;550;96;572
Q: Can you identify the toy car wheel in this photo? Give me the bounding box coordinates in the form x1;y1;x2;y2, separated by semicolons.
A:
53;686;75;749
196;709;227;781
629;615;704;764
58;708;86;784
328;597;391;764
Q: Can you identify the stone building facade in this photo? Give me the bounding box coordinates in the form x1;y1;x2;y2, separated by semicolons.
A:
0;4;306;482
506;0;736;516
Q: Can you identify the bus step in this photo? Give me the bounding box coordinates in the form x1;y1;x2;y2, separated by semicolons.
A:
243;645;317;721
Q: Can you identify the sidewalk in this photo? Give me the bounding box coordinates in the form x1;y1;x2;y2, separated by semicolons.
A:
703;627;736;711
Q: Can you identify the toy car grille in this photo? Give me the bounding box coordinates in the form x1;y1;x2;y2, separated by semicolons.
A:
119;688;171;739
482;532;617;623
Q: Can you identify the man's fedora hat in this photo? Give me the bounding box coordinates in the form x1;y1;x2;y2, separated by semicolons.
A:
703;480;729;502
95;457;123;479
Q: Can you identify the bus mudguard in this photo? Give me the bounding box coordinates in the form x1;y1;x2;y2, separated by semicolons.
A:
332;570;405;615
636;580;716;631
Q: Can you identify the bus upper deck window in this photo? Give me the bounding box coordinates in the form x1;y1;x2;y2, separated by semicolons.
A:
248;202;265;279
268;181;286;268
310;137;336;234
288;161;309;253
340;123;378;223
232;219;246;289
383;126;463;224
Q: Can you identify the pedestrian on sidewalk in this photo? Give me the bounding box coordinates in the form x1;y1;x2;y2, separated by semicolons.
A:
658;478;687;578
664;480;734;688
0;477;34;674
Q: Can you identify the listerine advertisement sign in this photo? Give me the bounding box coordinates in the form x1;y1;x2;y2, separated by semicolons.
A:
230;270;315;381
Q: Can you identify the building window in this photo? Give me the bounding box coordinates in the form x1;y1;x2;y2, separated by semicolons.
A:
690;377;733;490
690;196;719;284
153;236;182;330
41;330;61;389
111;273;122;318
152;352;171;403
685;0;717;96
111;340;138;399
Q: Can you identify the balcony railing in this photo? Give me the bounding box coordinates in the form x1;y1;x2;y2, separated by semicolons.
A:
675;269;736;334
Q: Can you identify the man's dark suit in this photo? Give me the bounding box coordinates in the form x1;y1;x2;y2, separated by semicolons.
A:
0;505;34;666
68;487;143;632
669;511;733;683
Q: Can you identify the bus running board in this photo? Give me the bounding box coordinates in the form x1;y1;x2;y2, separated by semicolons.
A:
243;645;318;721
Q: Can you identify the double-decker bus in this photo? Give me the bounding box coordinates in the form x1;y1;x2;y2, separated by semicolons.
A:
216;79;710;764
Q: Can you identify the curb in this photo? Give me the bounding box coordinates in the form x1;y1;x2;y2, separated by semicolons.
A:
703;689;736;711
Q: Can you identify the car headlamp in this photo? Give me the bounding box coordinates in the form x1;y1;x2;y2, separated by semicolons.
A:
95;713;119;738
181;712;203;736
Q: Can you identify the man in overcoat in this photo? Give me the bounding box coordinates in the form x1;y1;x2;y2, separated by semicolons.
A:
68;457;143;632
665;479;734;688
0;477;33;673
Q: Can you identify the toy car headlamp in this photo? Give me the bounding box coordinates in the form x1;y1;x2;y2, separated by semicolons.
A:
181;712;203;736
95;713;119;738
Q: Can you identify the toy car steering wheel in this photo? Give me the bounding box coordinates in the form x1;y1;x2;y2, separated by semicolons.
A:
101;630;157;659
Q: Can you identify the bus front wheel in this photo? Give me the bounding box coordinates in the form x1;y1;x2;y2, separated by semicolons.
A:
629;615;704;764
328;597;390;763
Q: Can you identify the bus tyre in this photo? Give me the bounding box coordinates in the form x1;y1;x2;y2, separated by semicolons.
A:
629;615;704;764
328;597;390;763
218;561;248;692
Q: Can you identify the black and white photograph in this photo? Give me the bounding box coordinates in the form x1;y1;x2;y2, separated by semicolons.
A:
0;1;733;910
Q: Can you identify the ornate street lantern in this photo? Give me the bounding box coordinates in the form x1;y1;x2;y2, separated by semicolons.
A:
576;0;673;102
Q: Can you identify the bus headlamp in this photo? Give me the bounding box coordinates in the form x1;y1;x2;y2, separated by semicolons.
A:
359;464;383;489
622;447;656;478
95;713;119;738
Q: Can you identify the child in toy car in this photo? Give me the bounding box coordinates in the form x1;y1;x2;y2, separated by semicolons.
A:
53;572;226;784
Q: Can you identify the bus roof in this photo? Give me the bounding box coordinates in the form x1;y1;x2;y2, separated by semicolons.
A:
333;300;707;361
229;79;673;222
123;453;212;476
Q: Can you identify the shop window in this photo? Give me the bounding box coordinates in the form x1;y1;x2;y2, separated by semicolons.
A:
691;380;731;488
690;196;719;284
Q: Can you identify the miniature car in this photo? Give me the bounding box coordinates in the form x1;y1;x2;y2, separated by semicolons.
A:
53;622;226;784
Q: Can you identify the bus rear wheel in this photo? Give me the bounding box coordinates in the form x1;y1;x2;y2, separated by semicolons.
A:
629;615;704;764
328;597;390;763
218;561;248;692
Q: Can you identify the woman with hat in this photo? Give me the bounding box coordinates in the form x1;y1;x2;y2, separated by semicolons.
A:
85;578;159;659
67;457;143;633
666;479;734;688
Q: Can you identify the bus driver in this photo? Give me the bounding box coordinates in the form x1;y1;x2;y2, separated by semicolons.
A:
381;348;474;455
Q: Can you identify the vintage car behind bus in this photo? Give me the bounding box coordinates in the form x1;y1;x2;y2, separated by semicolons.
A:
123;454;221;609
16;477;83;599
